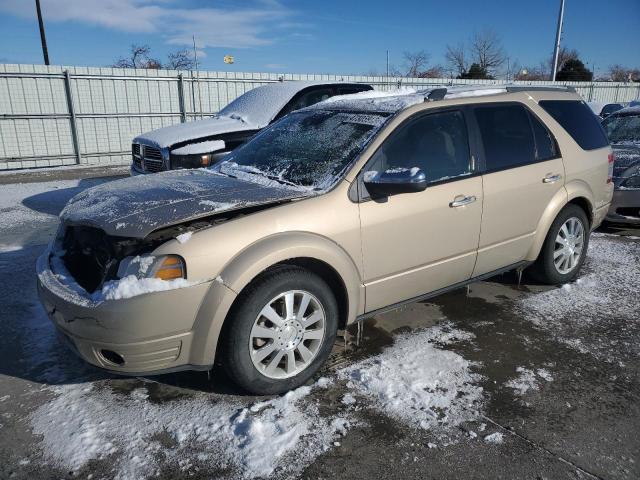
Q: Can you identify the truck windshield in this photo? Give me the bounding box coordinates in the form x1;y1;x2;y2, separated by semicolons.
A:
213;110;389;191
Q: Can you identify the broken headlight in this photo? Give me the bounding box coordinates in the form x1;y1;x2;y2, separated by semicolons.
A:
117;255;186;281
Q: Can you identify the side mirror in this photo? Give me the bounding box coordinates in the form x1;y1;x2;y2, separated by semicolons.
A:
363;167;428;197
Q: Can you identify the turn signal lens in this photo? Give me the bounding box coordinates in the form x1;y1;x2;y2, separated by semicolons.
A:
201;154;211;167
154;255;186;280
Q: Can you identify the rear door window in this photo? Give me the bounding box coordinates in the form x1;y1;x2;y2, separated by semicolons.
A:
474;104;536;171
539;100;609;150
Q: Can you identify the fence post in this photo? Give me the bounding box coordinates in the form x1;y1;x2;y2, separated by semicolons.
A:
177;73;186;123
614;84;620;102
588;83;595;101
63;70;81;164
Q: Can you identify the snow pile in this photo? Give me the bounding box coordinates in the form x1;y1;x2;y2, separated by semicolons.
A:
46;252;195;303
518;235;640;359
98;275;193;301
483;432;504;444
31;378;348;479
171;140;226;156
505;367;553;396
339;324;483;431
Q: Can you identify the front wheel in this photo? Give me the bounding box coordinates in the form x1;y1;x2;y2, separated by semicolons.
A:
221;266;338;395
529;204;590;285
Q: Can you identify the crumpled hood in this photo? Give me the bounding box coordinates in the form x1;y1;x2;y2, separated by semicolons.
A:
612;143;640;186
60;169;309;238
134;115;260;149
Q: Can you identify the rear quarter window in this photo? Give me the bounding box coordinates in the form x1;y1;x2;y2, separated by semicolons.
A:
538;100;609;151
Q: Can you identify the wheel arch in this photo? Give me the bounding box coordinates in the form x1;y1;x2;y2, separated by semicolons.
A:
189;232;363;367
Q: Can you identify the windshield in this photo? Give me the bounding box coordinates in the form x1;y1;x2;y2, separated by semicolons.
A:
212;110;389;191
602;114;640;144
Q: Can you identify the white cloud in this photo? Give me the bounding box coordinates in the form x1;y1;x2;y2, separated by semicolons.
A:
0;0;296;49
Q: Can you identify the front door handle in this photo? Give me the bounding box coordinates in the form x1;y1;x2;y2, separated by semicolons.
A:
449;195;477;208
543;174;562;184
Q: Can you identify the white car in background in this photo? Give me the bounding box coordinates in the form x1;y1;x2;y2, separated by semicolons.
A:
587;101;625;119
131;81;373;175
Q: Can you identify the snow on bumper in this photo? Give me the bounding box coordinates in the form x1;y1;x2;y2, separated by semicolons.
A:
36;251;227;374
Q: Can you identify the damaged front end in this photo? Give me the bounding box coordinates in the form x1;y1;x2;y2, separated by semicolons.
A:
57;201;283;295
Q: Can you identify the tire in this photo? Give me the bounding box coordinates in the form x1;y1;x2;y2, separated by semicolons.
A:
221;265;338;395
529;204;590;285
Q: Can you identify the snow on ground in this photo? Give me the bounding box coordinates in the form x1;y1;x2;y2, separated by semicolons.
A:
0;179;80;228
505;367;554;396
517;234;640;359
339;324;483;432
31;379;347;480
28;317;484;479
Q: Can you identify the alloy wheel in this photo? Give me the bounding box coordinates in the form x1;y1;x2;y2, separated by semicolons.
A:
249;290;326;379
553;217;585;275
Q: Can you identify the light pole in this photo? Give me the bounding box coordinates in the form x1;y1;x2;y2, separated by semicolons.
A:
35;0;50;65
551;0;565;81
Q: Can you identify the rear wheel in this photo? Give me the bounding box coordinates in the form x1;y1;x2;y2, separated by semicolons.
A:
529;204;590;285
222;266;338;395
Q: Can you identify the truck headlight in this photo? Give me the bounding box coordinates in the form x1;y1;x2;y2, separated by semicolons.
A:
117;255;186;280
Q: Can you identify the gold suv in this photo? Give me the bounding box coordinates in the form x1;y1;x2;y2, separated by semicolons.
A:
37;86;614;394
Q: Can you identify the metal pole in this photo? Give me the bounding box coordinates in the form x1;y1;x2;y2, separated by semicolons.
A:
386;50;389;85
193;35;204;119
177;73;186;123
63;70;81;164
551;0;565;81
35;0;50;65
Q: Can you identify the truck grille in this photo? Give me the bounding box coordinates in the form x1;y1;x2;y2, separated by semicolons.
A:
132;143;165;173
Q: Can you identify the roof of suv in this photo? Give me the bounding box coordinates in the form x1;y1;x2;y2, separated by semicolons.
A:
309;84;577;115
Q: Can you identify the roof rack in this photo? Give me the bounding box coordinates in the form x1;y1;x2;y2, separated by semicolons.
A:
421;84;576;103
505;85;576;93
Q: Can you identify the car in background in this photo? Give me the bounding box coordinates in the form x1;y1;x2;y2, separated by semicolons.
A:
601;106;640;225
587;101;625;119
131;81;373;175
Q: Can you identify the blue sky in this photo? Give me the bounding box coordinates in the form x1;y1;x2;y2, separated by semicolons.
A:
0;0;638;77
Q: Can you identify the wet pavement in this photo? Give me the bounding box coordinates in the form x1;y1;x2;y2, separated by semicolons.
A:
0;173;638;479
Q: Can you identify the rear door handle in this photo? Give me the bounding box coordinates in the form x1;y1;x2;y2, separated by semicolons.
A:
449;195;477;208
543;174;562;183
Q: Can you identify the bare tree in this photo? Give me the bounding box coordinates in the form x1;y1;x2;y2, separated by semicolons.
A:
608;64;640;82
418;65;445;78
445;43;468;77
166;49;195;70
470;29;506;74
403;50;430;77
547;47;579;74
113;44;155;69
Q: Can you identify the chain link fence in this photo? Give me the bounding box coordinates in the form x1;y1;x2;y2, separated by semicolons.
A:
2;63;639;170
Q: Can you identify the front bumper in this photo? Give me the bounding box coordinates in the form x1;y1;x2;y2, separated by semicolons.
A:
36;251;217;374
605;189;640;225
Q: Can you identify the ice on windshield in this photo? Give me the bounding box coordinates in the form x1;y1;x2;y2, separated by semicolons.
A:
213;110;389;192
603;112;640;145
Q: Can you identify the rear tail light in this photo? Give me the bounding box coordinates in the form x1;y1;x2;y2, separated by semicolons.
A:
607;152;615;184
